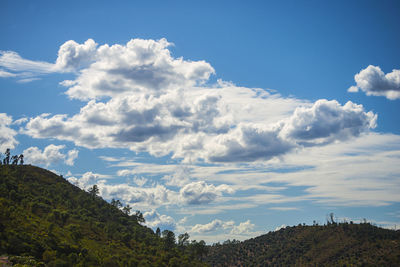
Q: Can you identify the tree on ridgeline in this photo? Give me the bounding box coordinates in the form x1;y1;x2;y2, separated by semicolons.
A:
111;198;122;208
1;149;24;165
162;230;176;250
135;210;145;223
123;204;132;215
11;155;19;165
156;227;161;237
88;184;99;198
178;232;190;249
4;148;10;165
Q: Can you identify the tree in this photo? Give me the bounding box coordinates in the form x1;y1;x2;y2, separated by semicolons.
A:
88;185;99;198
190;240;208;260
11;155;19;165
111;198;122;209
19;154;24;165
122;204;131;215
162;230;176;250
4;148;10;165
155;227;161;237
134;210;145;223
178;233;190;248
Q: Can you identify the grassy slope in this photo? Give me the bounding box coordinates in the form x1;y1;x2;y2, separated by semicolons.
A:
207;223;400;266
0;165;206;266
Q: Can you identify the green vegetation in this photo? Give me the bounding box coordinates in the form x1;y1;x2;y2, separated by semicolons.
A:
1;149;399;266
206;222;400;266
0;164;207;266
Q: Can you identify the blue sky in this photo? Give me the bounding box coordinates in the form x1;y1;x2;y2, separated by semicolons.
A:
1;0;400;243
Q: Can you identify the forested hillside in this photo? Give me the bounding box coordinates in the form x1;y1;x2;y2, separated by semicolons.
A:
0;164;207;266
2;163;400;267
206;222;400;266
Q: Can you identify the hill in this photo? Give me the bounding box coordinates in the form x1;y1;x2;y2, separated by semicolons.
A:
206;222;400;266
0;165;207;266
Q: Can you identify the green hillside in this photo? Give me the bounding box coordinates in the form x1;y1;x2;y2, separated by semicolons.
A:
2;164;400;267
206;222;400;266
0;165;207;266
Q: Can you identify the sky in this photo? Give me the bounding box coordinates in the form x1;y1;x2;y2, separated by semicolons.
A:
1;0;400;243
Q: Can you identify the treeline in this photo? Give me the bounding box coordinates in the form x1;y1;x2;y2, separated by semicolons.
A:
0;148;23;165
206;221;400;266
0;164;207;266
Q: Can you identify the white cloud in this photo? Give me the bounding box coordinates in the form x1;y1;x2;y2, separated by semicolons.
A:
67;171;103;189
191;219;234;234
274;224;287;231
23;144;79;167
55;39;98;71
179;181;234;205
188;218;261;243
162;166;192;187
0;51;55;81
20;43;375;163
0;69;16;77
280;99;377;146
144;210;176;231
65;149;79;166
348;65;400;100
133;176;148;187
59;38;215;100
0;113;18;151
230;220;255;235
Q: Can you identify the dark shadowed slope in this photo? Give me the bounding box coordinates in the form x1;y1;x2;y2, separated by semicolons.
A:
206;222;400;266
0;165;207;266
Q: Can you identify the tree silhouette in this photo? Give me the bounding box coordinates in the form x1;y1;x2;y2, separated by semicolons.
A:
162;230;176;250
11;155;19;165
178;232;190;248
111;198;122;208
19;154;24;165
123;204;132;215
4;149;10;165
155;227;161;237
135;210;145;223
88;185;99;198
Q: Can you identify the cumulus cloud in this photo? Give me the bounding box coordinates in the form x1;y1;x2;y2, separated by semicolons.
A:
191;219;235;233
55;39;98;71
0;113;18;151
23;144;79;167
144;210;176;230
280;99;377;146
162;167;192;187
179;181;234;205
133;176;148;187
59;38;215;100
230;220;255;235
13;38;376;164
348;65;400;100
67;171;104;189
190;219;256;236
206;124;293;162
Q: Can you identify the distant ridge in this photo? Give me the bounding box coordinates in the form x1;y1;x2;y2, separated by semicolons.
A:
206;221;400;266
